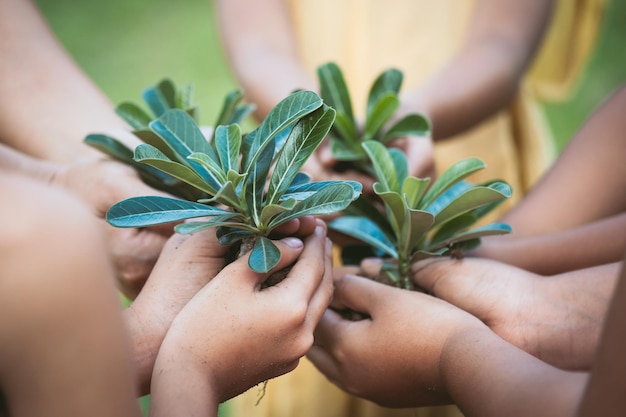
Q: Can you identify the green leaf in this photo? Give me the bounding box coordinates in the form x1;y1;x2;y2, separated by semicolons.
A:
143;79;176;117
134;144;218;195
329;216;398;258
132;129;180;162
409;247;449;263
331;111;359;145
431;182;512;228
175;82;195;111
342;194;394;237
187;152;227;185
246;90;323;172
245;138;275;226
249;236;281;273
427;223;511;252
267;105;336;205
174;214;249;234
215;124;242;173
429;213;478;247
366;68;402;118
283;180;362;201
260;199;297;226
84;133;135;163
330;137;365;161
381;113;431;144
399;209;435;258
197;181;242;211
363;93;399;140
402;176;431;209
363;140;398;192
268;183;357;229
151;109;215;158
389;148;408;188
115;102;152;130
216;227;255;245
213;89;244;127
420;158;487;209
375;185;406;235
317;62;355;123
106;196;230;228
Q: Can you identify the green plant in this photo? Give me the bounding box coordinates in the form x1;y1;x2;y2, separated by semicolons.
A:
317;62;430;174
330;140;512;290
105;90;361;273
84;78;254;200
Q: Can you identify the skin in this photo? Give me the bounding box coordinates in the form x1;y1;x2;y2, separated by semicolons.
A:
215;0;554;188
474;85;626;274
149;224;334;417
0;172;332;416
0;0;168;298
309;258;626;416
0;176;142;417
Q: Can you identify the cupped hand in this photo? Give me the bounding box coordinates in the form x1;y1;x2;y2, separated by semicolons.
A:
153;222;334;403
53;157;172;298
307;273;485;408
411;257;612;370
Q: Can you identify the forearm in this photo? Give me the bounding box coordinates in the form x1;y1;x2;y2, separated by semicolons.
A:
0;143;59;182
399;0;553;140
123;306;163;396
441;327;587;417
149;356;220;417
0;0;127;162
215;0;316;120
477;214;626;274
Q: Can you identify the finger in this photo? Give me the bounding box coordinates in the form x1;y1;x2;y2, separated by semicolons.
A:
333;265;360;283
277;224;327;301
304;237;335;330
330;274;390;315
307;345;341;386
359;257;384;279
227;236;305;289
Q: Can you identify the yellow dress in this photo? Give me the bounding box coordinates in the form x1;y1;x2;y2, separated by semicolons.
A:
225;1;605;416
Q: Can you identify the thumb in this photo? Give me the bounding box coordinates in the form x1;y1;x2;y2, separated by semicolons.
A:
331;274;390;315
234;237;305;288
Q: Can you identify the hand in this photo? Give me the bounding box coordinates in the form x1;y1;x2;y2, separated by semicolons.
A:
53;157;173;299
411;257;615;370
150;223;334;410
308;273;484;408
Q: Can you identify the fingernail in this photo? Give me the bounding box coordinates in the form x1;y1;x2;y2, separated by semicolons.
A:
282;237;303;249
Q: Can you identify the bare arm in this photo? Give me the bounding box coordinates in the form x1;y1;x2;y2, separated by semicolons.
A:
475;85;626;272
215;0;316;120
0;0;134;162
398;0;554;140
0;176;141;417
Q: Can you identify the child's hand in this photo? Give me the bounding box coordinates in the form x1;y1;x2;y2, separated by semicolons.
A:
307;273;484;408
149;223;333;416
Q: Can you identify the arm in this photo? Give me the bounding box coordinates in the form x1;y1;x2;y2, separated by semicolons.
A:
215;0;316;120
398;0;555;140
0;0;172;297
0;176;141;417
408;257;619;370
149;224;333;417
474;85;626;272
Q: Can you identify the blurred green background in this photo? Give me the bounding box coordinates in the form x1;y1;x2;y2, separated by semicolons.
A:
33;0;625;415
36;0;626;152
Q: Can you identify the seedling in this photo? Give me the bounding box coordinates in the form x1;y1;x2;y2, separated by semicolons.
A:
317;62;430;174
330;140;512;290
84;78;254;200
104;90;361;273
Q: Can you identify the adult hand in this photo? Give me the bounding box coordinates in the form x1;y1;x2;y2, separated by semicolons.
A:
308;273;485;408
410;257;617;370
53;157;172;299
149;223;333;415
